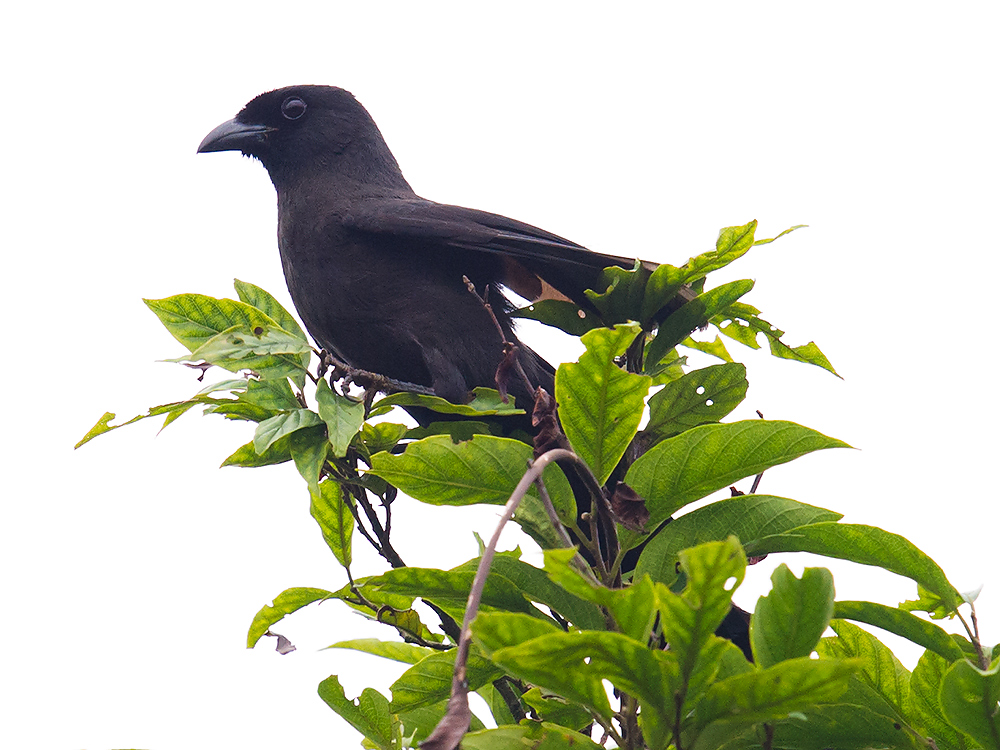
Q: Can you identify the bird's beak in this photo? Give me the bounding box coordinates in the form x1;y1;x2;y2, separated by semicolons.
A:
197;118;270;153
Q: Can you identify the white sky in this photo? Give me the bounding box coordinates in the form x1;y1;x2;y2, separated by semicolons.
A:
4;2;999;748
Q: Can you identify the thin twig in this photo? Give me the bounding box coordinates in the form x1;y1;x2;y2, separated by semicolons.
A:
463;276;536;399
422;448;583;749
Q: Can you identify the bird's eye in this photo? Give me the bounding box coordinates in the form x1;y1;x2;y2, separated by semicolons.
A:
281;97;307;121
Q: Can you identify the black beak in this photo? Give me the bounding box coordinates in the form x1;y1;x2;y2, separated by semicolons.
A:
197;118;270;154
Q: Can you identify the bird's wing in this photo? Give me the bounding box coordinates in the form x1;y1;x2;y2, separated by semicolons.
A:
343;199;655;305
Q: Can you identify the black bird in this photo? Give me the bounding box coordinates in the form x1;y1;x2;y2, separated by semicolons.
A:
198;85;676;406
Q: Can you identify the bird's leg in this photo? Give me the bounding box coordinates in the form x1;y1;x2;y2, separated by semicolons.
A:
318;348;437;397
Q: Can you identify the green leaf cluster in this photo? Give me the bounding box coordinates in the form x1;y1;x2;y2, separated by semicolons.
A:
76;227;996;749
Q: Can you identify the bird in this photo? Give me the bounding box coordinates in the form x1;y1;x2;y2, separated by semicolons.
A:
197;85;684;408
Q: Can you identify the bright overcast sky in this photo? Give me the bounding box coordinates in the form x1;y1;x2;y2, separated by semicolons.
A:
4;3;999;749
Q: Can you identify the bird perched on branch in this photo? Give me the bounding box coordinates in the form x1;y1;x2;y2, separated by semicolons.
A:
198;85;683;407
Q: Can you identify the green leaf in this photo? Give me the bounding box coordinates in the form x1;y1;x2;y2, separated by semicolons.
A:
647;279;755;367
367;434;574;531
460;723;604;750
641;220;758;322
146;293;310;386
220;437;293;468
623;420;850;550
187;324;310;362
543;548;657;642
488;631;648;721
290;425;328;498
909;650;976;749
940;658;1000;749
388;646;502;712
326;638;432;665
311;479;354;568
583;261;650;324
834;600;967;663
359;422;410;454
679;334;734;363
751;565;835;668
694;657;862;734
473;611;563;654
761;703;920;750
512;298;602;336
317;677;396;750
655;538;748;718
373;387;524;416
253;408;323;454
454;552;605;631
233;279;308;342
315;379;366;457
642;362;748;442
75;398;233;447
819;620;912;727
712;300;839;376
901;583;958;620
752;224;807;246
634;495;841;587
247;587;334;648
751;522;962;614
555;324;651;484
521;688;594;731
239;377;300;411
360;567;539;621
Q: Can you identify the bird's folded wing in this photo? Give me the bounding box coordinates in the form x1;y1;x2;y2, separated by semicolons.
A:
342;199;655;305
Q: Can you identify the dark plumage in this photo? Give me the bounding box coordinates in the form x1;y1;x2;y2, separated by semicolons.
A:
198;85;665;405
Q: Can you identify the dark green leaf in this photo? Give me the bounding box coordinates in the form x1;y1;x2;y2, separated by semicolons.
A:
751;565;835;668
556;324;651;484
247;587;334;647
642;363;748;442
367;435;574;528
641;220;758;323
454;551;604;631
751;522;962;614
290;425;328;497
521;687;594;731
373;387;524;416
634;495;841;587
543;547;657;642
583;261;650;324
512;298;602;336
388;646;501;712
360;567;539;621
834;600;967;663
647;279;755;367
623;420;850;550
473;612;563;654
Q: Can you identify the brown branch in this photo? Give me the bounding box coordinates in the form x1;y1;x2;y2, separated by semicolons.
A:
422;448;583;750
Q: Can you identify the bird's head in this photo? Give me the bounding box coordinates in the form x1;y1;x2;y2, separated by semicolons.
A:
198;85;408;190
